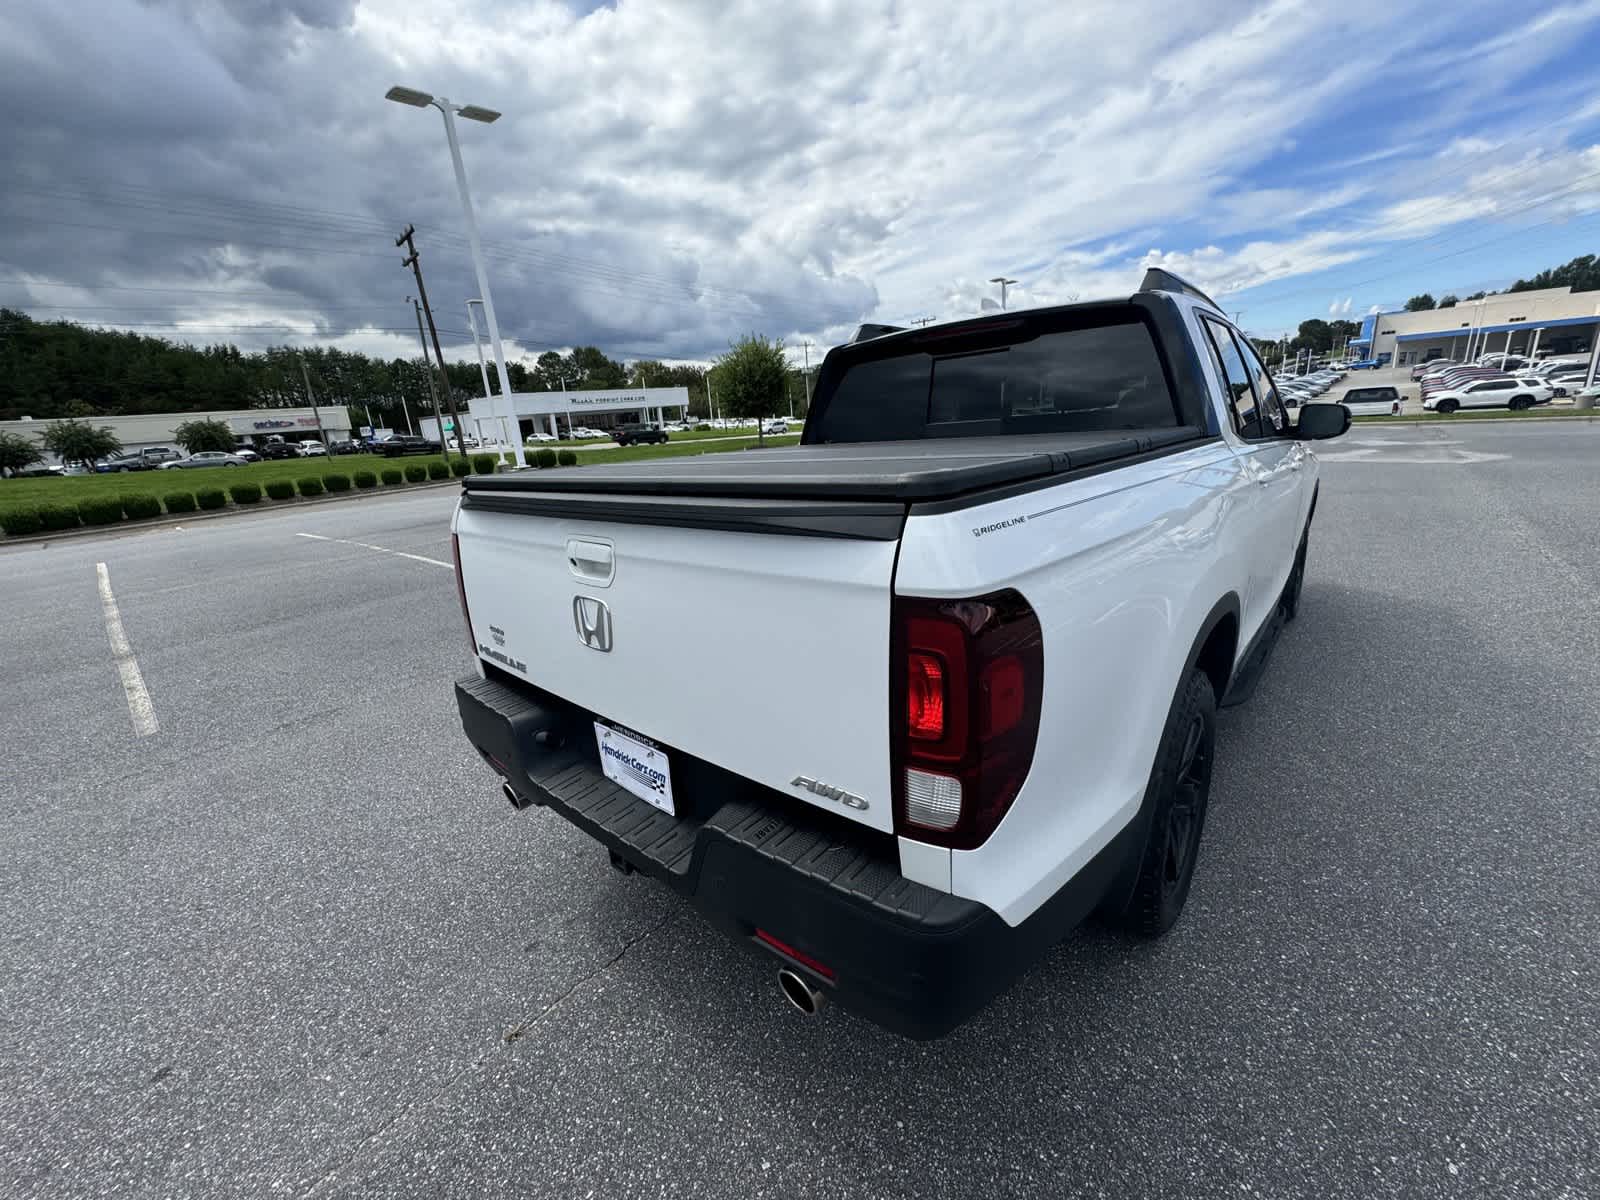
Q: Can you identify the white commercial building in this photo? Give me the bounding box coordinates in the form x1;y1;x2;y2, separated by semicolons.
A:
442;386;693;444
0;406;351;461
1351;285;1600;368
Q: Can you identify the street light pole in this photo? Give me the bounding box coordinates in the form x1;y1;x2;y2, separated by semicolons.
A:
988;276;1018;310
386;85;527;466
467;299;515;450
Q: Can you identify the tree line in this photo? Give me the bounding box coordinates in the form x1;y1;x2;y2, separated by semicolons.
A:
0;308;753;426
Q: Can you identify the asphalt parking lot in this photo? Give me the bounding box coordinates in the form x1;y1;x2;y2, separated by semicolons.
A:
3;422;1598;1199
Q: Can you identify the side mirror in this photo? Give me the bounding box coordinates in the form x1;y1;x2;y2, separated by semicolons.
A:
1296;402;1350;440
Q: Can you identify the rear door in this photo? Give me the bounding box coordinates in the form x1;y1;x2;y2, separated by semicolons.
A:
1465;379;1515;408
455;508;901;833
1196;316;1299;638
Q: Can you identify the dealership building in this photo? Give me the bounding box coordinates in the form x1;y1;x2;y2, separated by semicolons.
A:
1;406;352;461
452;385;693;443
1350;285;1600;367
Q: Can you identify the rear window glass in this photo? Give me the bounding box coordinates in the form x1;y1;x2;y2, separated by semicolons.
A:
811;316;1179;443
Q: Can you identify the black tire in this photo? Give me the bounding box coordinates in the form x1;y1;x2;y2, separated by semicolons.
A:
1509;395;1532;411
1281;531;1308;621
1437;399;1459;414
1116;669;1217;937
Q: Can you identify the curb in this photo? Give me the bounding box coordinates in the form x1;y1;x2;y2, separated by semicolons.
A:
0;477;467;551
1350;413;1600;427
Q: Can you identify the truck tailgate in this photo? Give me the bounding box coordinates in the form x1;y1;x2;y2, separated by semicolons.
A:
454;499;900;834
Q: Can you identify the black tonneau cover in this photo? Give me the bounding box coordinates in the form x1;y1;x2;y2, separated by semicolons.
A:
465;427;1206;505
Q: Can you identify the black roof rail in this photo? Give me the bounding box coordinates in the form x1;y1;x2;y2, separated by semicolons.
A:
851;322;907;343
1139;268;1222;313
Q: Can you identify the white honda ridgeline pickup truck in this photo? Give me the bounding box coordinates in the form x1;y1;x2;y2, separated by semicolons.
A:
451;269;1350;1039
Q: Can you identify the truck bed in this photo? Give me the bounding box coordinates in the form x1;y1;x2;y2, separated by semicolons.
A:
466;427;1207;505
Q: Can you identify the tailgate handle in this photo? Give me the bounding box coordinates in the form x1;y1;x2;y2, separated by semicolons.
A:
566;538;615;587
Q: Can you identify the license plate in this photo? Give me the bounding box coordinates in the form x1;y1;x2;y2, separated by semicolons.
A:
594;722;675;816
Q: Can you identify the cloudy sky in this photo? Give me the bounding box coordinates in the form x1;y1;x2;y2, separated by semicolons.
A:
3;0;1600;370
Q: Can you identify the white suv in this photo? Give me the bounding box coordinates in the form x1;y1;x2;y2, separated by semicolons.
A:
1422;377;1547;413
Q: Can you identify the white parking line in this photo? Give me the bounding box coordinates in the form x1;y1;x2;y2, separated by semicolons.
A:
95;562;159;738
296;531;454;570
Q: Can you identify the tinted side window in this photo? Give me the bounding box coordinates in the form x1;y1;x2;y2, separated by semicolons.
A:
1199;317;1262;438
1236;336;1288;434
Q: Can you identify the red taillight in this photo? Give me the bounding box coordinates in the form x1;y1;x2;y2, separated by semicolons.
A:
891;590;1043;850
907;652;946;739
754;929;836;980
451;531;477;656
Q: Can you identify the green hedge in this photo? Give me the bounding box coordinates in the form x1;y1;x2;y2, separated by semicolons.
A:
163;492;198;513
196;488;227;511
404;463;427;483
354;470;378;489
381;468;404;485
535;448;558;468
121;494;162;520
450;457;472;478
297;477;325;497
471;454;496;474
38;504;81;531
557;450;578;467
265;480;295;500
229;482;262;505
79;498;125;525
427;459;450;480
324;472;352;492
0;508;42;537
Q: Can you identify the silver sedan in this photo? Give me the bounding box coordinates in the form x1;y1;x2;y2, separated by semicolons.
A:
162;451;250;469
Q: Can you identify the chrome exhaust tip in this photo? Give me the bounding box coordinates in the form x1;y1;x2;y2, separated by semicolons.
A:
502;781;533;811
777;968;826;1016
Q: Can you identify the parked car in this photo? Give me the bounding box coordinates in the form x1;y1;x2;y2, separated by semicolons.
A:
95;453;152;473
1422;377;1545;412
96;446;182;472
612;423;670;446
1333;386;1403;417
232;446;261;463
162;451;249;469
1412;359;1456;381
327;439;361;455
761;419;789;435
1347;358;1382;369
298;440;328;457
376;434;442;456
259;441;303;460
525;432;558;445
449;268;1348;1039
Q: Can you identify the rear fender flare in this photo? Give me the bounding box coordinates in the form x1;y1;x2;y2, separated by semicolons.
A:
1099;592;1240;918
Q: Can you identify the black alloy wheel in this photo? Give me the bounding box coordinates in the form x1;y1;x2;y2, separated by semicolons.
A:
1161;715;1210;911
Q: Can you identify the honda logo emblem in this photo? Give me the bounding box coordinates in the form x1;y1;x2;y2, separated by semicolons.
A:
573;596;613;652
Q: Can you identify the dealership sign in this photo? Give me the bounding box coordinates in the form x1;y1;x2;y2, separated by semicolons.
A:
251;417;323;430
476;386;690;419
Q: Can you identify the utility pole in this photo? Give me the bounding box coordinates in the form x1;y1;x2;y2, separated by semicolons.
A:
911;316;936;327
408;295;446;447
297;354;327;447
397;224;464;455
989;276;1018;310
799;340;814;416
706;366;717;423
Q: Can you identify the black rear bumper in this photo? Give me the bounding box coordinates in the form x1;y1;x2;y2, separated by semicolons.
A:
455;673;1132;1039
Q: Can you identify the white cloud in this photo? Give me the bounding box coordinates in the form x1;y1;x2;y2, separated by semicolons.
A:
2;0;1599;362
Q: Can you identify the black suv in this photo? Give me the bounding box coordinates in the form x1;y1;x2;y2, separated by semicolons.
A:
259;441;303;460
612;423;669;446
